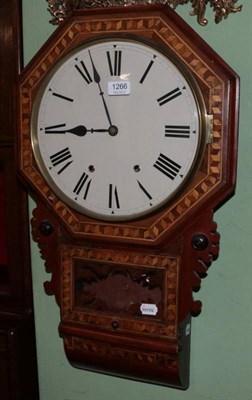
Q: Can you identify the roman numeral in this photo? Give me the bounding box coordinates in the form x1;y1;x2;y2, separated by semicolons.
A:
109;184;120;209
44;124;66;134
52;92;74;102
157;87;182;106
139;59;154;84
154;153;181;180
106;50;122;76
74;60;92;84
165;125;190;138
73;172;92;199
137;180;152;200
49;147;73;174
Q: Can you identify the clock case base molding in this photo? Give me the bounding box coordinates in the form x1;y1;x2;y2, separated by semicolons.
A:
18;5;239;389
60;316;191;389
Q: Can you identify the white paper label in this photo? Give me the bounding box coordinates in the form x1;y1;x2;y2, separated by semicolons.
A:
140;304;158;316
108;81;130;96
185;323;191;336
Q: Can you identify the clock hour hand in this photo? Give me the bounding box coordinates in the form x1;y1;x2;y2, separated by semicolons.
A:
66;126;109;136
88;50;113;127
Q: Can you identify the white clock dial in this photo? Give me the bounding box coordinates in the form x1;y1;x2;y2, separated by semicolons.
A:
31;37;207;221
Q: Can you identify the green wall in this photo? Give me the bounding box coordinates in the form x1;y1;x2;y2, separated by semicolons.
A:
22;1;252;399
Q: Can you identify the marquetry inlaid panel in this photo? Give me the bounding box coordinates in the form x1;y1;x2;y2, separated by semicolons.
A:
63;335;179;369
61;245;179;339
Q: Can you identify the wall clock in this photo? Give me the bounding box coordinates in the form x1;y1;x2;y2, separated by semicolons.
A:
18;4;239;389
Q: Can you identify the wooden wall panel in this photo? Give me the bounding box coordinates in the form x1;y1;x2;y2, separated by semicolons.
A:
0;1;39;398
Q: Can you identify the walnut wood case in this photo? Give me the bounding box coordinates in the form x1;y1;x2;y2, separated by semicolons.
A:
17;5;239;389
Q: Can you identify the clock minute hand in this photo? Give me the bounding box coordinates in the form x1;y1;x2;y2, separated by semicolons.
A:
88;50;113;127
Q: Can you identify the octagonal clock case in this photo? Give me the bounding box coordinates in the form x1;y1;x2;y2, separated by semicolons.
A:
18;5;239;389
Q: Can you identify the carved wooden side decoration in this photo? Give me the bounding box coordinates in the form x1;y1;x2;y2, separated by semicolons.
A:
18;5;239;389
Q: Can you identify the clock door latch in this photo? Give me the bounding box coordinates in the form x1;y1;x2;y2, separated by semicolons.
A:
206;114;214;143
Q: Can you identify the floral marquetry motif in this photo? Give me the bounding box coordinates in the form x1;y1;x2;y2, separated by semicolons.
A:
60;245;179;338
18;5;239;389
